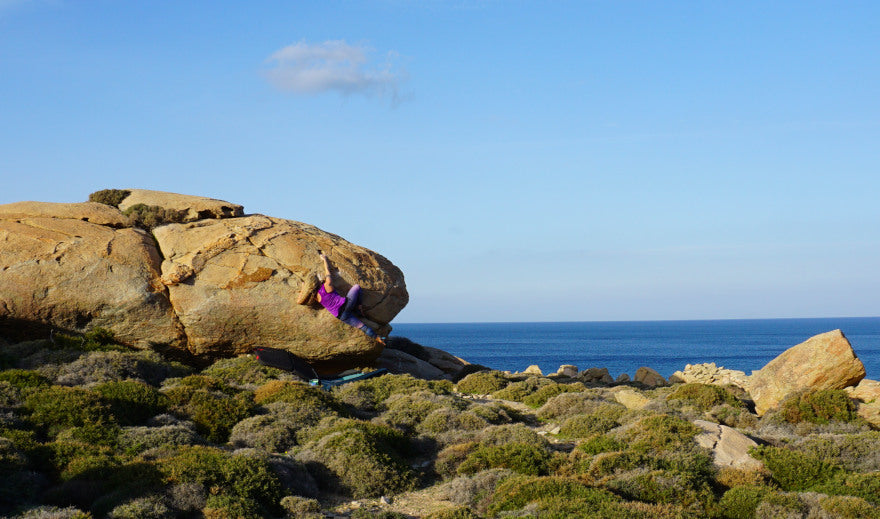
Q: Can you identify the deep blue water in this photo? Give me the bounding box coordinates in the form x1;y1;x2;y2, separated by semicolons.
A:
391;317;880;380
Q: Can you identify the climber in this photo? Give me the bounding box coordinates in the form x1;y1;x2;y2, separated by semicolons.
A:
316;251;384;344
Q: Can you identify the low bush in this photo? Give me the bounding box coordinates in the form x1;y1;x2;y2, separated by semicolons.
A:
418;407;491;436
490;376;553;403
202;493;263;519
0;369;50;389
295;419;417;498
522;382;585;408
88;189;131;208
201;356;284;388
813;471;880;504
379;391;457;433
577;434;626;455
455;371;510;395
106;494;172;519
332;374;452;413
117;424;203;455
253;380;342;426
228;414;297;453
667;383;745;410
24;386;116;438
15;506;94;519
457;442;554;476
616;414;701;453
92;380;169;426
558;413;619;438
819;495;880;519
792;431;880;472
718;485;773;519
55;350;188;387
536;391;624;421
477;424;549;449
163;383;255;444
279;495;322;518
156;445;283;516
779;389;860;424
606;468;715;510
122;204;187;230
487;475;625;517
441;468;513;510
425;507;482;519
750;445;842;491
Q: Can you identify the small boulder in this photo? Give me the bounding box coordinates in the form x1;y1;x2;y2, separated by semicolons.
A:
375;348;447;380
693;419;763;470
615;373;631;383
614;388;651;410
556;365;578;378
522;365;543;376
846;379;880;429
579;367;614;384
748;330;866;416
634;367;667;387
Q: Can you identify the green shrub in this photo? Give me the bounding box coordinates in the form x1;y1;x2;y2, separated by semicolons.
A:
617;414;701;453
15;506;94;519
477;424;549;449
418;407;491;436
559;413;619;438
379;391;456;433
202;493;263;519
667;383;745;410
57;350;187;386
25;386;116;437
819;495;880;519
718;485;772;519
202;356;284;388
253;380;342;427
89;189;131;208
455;371;510;395
793;431;880;472
0;369;50;389
157;446;283;515
163;383;255;443
750;445;842;491
458;442;554;476
229;414;297;452
122;204;187;230
487;475;624;517
490;376;553;403
295;419;417;498
117;424;203;455
779;389;860;424
425;507;482;519
51;328;128;353
106;494;172;519
522;382;585;408
536;391;625;421
333;373;452;413
279;495;322;518
577;434;626;455
606;468;714;509
92;380;169;426
814;471;880;504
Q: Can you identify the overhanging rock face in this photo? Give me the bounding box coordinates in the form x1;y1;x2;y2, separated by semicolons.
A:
0;190;408;370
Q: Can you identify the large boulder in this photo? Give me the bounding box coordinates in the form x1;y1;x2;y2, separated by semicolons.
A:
0;192;408;371
846;379;880;429
152;214;407;369
0;207;184;348
747;330;866;416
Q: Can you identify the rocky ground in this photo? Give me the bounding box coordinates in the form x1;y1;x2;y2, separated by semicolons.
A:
1;329;879;519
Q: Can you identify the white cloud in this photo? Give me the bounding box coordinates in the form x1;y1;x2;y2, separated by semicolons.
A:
263;40;407;102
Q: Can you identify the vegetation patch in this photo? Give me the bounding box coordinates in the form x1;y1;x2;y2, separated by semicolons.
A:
779;389;861;424
88;189;131;208
458;442;554;476
667;383;745;410
455;371;510;395
92;380;169;426
202;355;285;388
163;380;255;443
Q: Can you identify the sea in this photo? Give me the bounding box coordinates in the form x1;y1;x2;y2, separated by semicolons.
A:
392;317;880;380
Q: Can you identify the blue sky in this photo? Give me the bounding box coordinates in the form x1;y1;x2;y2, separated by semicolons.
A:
1;1;878;323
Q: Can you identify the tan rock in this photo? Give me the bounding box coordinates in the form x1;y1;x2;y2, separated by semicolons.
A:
151;215;407;368
671;362;749;390
616;373;631;383
420;345;471;379
375;348;447;380
579;367;614;384
748;330;866;416
522;365;543;376
0;201;127;227
118;189;244;222
693;420;763;470
634;366;667;387
556;365;578;378
0;215;184;348
846;379;880;429
614;388;651;410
